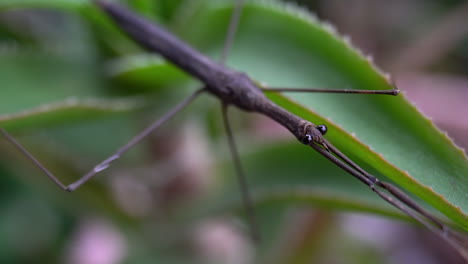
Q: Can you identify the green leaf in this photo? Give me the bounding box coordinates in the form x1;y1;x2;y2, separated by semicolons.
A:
108;54;190;91
252;186;409;221
0;26;144;130
0;0;88;11
181;0;468;229
0;97;145;131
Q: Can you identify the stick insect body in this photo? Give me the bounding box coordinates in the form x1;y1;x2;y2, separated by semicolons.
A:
1;0;467;259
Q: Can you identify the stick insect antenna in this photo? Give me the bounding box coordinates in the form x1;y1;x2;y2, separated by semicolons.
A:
1;88;204;191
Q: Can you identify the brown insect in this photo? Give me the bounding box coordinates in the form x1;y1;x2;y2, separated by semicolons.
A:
1;0;467;260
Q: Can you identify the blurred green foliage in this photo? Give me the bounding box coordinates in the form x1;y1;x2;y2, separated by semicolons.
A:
0;0;467;263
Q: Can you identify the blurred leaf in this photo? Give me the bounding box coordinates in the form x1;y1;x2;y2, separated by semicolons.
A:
0;0;88;10
0;97;145;131
0;41;147;130
251;186;407;221
108;54;190;91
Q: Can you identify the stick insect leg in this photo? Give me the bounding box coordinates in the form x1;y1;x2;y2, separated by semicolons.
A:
310;145;452;233
324;139;446;229
262;87;400;96
221;104;260;242
372;186;468;260
1;88;205;192
220;0;245;64
371;186;468;258
219;0;260;241
0;128;67;190
324;140;378;183
311;141;468;259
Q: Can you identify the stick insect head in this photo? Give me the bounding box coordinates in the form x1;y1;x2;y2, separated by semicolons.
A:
299;122;327;145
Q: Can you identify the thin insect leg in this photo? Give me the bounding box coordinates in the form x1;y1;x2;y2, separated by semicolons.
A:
374;186;468;260
262;87;400;96
313;140;468;259
220;0;245;64
310;143;373;187
372;187;444;236
324;140;377;182
221;104;260;242
379;181;445;229
447;230;468;252
324;140;447;230
309;143;465;248
371;187;468;259
311;144;425;221
219;0;260;241
1;88;205;192
1;128;67;189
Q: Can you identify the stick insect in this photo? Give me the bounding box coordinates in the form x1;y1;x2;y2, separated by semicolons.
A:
1;0;467;260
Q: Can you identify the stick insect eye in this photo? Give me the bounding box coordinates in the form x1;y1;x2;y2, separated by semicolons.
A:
302;134;313;144
316;124;327;135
